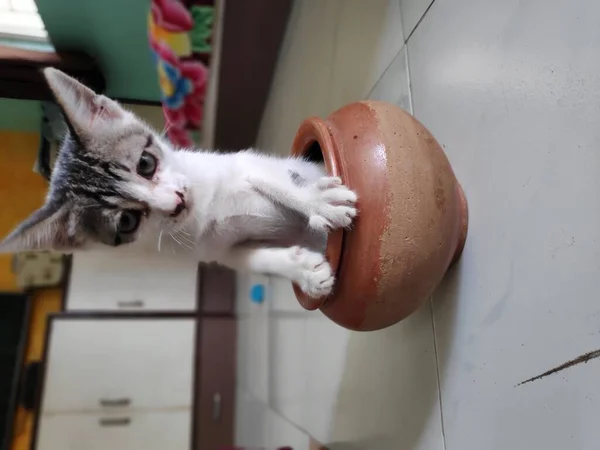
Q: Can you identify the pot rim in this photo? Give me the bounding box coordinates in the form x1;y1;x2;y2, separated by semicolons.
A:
291;117;345;311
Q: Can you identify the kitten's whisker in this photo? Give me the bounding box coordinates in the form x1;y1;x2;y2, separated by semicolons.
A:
177;233;196;249
79;203;103;210
174;227;193;239
169;232;183;249
174;230;195;246
161;123;173;138
157;229;164;253
170;232;193;251
179;236;195;247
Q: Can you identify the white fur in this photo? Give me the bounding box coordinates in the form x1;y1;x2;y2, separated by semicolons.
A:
4;69;359;298
127;139;358;298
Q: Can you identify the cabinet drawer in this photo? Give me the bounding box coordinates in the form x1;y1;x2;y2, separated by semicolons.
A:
37;410;191;450
67;252;198;311
42;318;195;413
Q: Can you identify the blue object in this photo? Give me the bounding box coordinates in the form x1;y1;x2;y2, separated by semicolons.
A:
250;284;265;304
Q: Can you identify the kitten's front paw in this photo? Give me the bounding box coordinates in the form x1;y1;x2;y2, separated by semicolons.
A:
308;176;358;232
289;246;335;298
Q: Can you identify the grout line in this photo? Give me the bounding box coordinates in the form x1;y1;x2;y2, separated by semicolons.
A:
265;400;318;445
406;0;437;43
430;296;447;450
405;44;414;115
266;345;315;441
365;0;406;99
365;43;405;99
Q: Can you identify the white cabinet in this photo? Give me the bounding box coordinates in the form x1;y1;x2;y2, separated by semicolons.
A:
42;319;195;412
36;317;195;450
37;411;191;450
66;252;199;311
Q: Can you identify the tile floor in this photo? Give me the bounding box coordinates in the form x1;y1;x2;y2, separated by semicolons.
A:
235;0;600;448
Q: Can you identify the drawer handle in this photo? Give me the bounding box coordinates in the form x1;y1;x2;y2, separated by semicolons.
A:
99;398;131;407
212;392;222;420
117;300;144;308
99;417;131;427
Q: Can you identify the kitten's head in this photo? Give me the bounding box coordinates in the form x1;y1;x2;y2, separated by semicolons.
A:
0;68;193;254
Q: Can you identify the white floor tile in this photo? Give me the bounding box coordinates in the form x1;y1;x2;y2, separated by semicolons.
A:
236;390;311;449
328;0;405;110
409;0;600;448
399;0;434;39
368;45;412;114
317;306;443;450
257;0;342;157
236;275;271;404
239;0;600;445
258;0;405;157
268;316;309;426
235;390;268;447
236;314;270;404
269;278;310;314
235;273;253;316
302;316;352;441
264;409;311;450
243;1;445;448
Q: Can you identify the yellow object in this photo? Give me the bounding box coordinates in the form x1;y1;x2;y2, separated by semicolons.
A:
0;131;63;450
148;14;192;57
158;63;176;97
0;132;46;290
11;290;62;450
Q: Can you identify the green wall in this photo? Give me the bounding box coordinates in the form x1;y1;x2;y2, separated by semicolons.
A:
0;39;47;132
1;0;161;132
0;99;42;132
35;0;160;102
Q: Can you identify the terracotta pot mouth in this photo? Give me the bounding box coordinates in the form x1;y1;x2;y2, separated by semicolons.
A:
291;117;345;311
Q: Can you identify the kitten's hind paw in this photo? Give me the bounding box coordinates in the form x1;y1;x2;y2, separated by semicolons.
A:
290;246;335;298
308;176;358;232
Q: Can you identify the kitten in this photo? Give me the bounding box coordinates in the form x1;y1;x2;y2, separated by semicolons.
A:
0;69;357;298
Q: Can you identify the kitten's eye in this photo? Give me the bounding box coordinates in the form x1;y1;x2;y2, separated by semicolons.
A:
118;211;141;234
137;151;157;178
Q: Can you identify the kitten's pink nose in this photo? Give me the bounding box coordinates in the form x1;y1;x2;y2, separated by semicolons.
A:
171;191;186;217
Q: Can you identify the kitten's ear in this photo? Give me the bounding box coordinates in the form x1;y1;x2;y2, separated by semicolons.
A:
43;68;127;139
0;202;78;254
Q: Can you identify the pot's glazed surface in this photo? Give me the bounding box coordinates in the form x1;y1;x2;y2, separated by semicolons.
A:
292;101;468;331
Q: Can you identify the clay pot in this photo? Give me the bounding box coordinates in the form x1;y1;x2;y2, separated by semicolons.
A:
291;101;468;331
